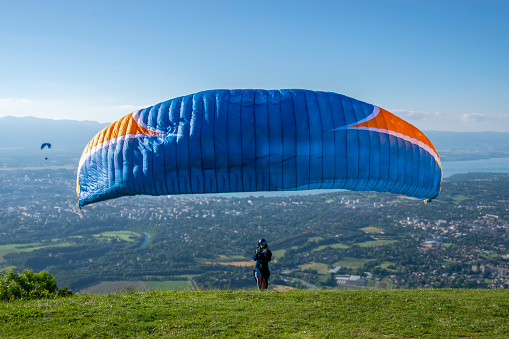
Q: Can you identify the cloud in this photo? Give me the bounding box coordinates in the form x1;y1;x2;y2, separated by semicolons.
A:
385;109;506;132
461;113;509;123
0;98;29;103
461;113;486;122
391;110;443;121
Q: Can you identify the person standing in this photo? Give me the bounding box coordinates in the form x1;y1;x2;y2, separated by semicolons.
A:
253;238;272;290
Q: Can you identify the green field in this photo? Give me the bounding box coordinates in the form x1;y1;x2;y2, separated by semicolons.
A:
0;289;507;337
356;239;398;247
92;231;141;242
333;257;375;269
313;243;349;251
0;242;70;251
0;244;38;250
298;262;329;274
0;242;71;265
270;249;286;258
378;261;398;272
452;194;471;204
360;226;384;233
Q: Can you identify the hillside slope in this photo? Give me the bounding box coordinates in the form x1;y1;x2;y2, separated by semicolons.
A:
1;289;508;337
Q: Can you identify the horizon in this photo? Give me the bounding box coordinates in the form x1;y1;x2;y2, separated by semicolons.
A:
1;1;508;132
2;114;509;134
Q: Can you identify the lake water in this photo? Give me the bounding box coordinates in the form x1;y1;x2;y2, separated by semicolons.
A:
442;157;509;177
139;232;151;248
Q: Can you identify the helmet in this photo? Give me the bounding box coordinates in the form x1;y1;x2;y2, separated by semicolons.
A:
258;238;267;245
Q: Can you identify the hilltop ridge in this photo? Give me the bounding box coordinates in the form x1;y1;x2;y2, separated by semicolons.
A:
1;289;508;338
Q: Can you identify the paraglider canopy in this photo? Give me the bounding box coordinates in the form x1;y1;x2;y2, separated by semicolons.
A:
41;143;51;160
76;89;442;208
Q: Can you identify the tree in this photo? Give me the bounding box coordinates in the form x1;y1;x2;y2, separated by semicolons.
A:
0;269;72;301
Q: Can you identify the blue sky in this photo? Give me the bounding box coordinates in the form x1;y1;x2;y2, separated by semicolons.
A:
1;0;508;132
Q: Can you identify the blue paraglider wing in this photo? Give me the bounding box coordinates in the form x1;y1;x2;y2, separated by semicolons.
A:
77;89;442;208
41;143;51;150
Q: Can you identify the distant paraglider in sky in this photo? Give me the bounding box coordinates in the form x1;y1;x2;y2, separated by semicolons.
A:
41;143;51;160
76;89;442;208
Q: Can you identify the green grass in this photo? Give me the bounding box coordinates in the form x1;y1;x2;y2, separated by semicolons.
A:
79;281;145;294
144;281;193;290
80;280;194;294
0;289;507;337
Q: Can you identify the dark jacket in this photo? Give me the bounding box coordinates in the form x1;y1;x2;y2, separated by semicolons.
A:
253;246;272;272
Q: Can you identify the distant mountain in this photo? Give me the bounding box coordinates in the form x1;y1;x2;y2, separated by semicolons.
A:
0;116;508;168
0;116;109;168
0;116;109;152
425;131;509;161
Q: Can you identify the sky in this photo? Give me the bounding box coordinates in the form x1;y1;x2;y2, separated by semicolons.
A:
1;0;508;132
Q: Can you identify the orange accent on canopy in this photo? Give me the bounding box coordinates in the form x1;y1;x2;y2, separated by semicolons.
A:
81;113;162;156
351;108;439;158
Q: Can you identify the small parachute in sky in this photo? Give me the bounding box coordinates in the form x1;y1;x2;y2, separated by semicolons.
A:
76;89;442;208
41;143;51;160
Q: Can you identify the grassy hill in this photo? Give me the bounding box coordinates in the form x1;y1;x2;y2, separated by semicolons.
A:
1;289;508;338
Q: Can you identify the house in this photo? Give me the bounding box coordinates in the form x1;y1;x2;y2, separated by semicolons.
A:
327;266;341;274
335;275;367;286
423;240;441;249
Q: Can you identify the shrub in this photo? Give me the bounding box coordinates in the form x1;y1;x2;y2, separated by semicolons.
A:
0;269;73;301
